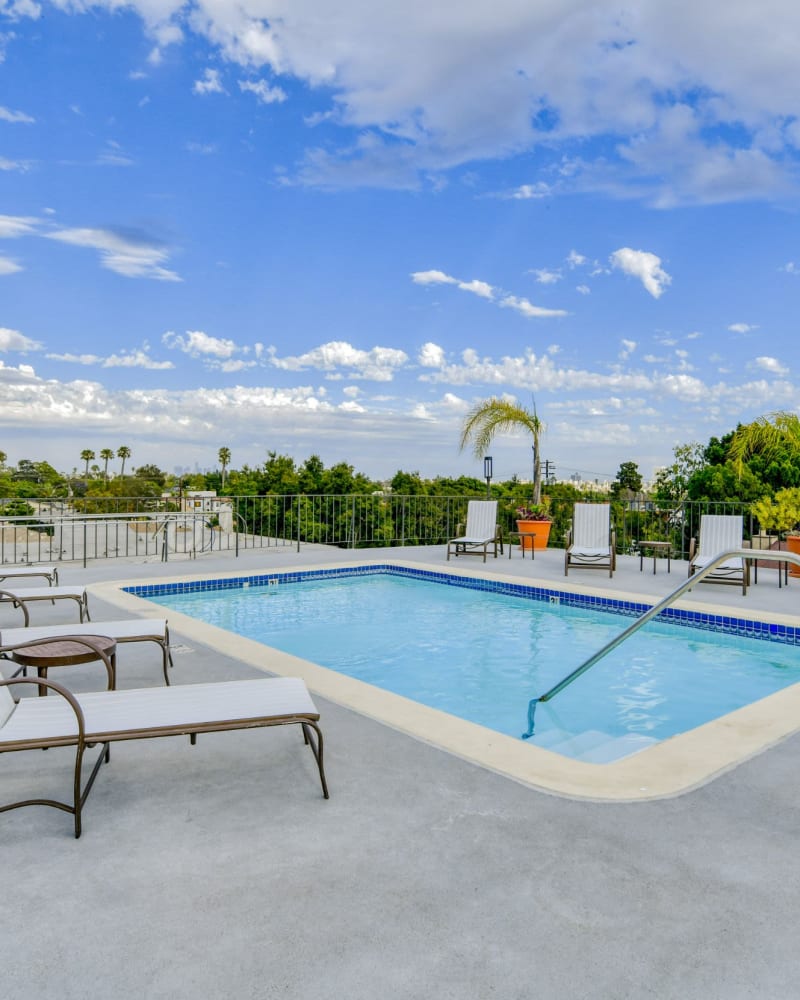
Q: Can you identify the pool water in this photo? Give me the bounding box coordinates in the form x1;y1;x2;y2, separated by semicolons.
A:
148;574;800;762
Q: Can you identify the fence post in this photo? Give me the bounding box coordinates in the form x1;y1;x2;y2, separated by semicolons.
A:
351;495;356;549
296;494;301;553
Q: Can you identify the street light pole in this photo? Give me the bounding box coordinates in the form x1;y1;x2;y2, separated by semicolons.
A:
484;455;493;499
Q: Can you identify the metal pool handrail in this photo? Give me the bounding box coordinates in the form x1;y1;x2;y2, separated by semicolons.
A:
521;548;800;739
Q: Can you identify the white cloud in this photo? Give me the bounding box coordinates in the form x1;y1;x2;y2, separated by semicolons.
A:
619;339;637;360
414;269;566;317
411;269;456;286
46;227;181;281
193;68;226;96
566;250;586;268
531;268;561;285
162;330;238;360
754;355;788;376
239;79;287;104
576;284;590;295
728;322;756;334
610;248;672;298
418;342;446;368
269;341;409;381
0;156;33;172
0;256;22;274
47;348;174;370
499;295;568;319
0;326;42;351
507;183;551;200
0;105;34;123
0;214;38;238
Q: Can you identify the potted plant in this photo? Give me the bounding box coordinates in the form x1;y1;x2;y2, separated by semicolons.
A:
751;488;800;577
515;503;553;552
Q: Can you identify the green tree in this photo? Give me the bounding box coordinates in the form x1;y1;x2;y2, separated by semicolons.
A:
218;447;231;492
134;464;166;487
729;411;800;477
100;448;114;483
652;443;706;506
611;461;643;499
459;397;544;504
80;449;95;478
117;445;131;479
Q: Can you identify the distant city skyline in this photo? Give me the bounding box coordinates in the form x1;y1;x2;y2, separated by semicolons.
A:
1;2;798;483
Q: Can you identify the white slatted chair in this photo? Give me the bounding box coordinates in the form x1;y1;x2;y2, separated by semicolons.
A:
688;514;749;596
0;640;328;838
446;500;502;562
565;503;616;577
0;565;59;587
0;619;173;685
0;586;89;626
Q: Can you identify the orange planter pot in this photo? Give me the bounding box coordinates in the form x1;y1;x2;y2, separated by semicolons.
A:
787;534;800;577
516;519;552;551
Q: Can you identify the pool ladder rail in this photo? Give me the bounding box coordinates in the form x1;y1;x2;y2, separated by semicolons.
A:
522;548;800;740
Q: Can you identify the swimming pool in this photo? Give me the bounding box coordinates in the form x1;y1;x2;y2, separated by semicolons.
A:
130;566;800;764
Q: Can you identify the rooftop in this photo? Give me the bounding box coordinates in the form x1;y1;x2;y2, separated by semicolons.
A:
5;542;800;998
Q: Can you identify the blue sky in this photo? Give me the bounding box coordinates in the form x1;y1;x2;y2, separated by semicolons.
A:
1;1;799;484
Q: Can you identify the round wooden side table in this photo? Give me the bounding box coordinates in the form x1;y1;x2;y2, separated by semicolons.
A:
11;635;117;694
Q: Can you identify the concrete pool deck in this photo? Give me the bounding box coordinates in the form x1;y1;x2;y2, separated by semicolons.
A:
4;543;800;998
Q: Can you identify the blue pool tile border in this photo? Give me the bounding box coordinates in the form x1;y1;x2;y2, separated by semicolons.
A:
124;564;800;646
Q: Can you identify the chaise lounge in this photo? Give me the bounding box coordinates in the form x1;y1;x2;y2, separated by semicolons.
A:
0;585;90;626
0;618;173;684
0;637;328;837
0;565;59;587
565;502;616;577
688;514;750;596
446;500;502;562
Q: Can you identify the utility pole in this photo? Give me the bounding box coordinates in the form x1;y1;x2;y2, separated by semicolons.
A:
543;459;556;484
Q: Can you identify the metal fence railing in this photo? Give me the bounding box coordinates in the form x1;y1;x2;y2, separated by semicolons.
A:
0;493;764;567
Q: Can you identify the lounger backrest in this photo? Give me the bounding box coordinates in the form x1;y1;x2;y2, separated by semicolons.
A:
464;500;498;538
0;669;16;728
698;515;743;557
572;503;611;548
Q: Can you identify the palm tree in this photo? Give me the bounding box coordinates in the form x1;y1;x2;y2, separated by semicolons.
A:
459;397;544;503
0;451;6;468
117;445;131;479
729;411;800;476
218;447;231;492
80;449;95;479
100;448;114;483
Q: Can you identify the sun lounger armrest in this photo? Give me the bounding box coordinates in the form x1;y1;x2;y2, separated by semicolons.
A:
688;537;697;562
1;675;87;741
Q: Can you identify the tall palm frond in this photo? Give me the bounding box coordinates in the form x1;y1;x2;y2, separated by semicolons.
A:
728;411;800;476
459;397;544;503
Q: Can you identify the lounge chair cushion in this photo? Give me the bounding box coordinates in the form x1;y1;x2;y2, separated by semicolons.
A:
0;676;317;746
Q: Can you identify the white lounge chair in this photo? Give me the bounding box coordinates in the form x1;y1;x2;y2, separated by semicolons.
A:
0;641;328;838
446;500;502;562
0;565;59;587
565;503;616;577
688;514;749;596
0;586;90;626
0;619;173;685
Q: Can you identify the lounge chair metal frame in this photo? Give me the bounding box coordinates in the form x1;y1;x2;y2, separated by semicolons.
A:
0;565;59;587
0;586;90;626
446;500;503;563
0;638;328;838
688;514;750;596
564;502;616;577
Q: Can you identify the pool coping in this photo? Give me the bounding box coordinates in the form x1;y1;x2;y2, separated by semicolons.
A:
89;559;800;802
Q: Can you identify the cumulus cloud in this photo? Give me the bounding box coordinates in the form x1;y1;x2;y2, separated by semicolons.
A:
610;248;672;298
531;268;561;284
193;68;226;96
0;326;42;351
46;226;181;281
418;342;446;368
239;79;287;104
754;356;788;376
728;322;756;334
162;330;238;360
269;341;409;381
499;295;567;319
